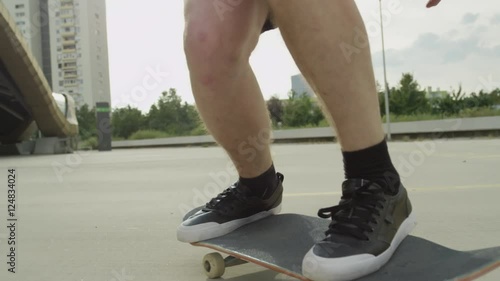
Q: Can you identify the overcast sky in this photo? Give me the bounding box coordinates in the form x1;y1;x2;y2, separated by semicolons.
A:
105;0;500;111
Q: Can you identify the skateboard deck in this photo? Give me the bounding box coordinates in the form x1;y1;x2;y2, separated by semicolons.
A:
183;210;500;280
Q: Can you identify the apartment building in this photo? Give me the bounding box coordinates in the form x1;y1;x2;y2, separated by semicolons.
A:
3;0;111;108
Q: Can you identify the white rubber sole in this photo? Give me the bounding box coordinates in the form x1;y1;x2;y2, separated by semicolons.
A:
302;212;417;281
176;205;282;243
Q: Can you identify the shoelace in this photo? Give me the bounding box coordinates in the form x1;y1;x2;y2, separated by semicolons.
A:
318;181;387;241
204;183;248;214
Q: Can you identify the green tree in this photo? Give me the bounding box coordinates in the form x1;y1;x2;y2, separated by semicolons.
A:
112;106;145;139
267;95;284;125
76;104;96;140
432;86;465;116
378;89;388;117
389;73;430;115
464;90;494;109
490;88;500;105
146;88;199;135
283;91;324;127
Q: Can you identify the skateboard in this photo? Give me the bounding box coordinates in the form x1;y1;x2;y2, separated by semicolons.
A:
183;209;500;281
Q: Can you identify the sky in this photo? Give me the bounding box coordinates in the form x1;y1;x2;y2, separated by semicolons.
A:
105;0;500;112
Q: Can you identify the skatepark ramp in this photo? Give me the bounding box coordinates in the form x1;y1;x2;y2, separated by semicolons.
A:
0;3;78;154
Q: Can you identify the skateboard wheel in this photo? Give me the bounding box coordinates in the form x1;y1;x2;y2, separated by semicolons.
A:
202;252;225;279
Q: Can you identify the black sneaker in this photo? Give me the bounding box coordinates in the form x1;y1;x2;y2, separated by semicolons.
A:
302;179;416;281
177;173;284;243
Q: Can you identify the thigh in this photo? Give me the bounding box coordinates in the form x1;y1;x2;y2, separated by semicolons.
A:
184;0;270;51
261;17;276;33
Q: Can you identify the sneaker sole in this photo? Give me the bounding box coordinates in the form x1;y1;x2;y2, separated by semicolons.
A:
302;212;417;281
176;204;282;243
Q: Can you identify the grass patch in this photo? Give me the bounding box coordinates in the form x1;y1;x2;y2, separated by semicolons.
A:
80;136;98;150
458;107;500;118
382;108;500;123
100;108;500;141
129;130;171;140
189;123;208;136
383;114;442;123
274;107;500;130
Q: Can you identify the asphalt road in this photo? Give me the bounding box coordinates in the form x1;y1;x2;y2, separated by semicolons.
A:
0;139;499;281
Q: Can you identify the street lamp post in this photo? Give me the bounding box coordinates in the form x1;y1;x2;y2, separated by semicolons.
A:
379;0;392;140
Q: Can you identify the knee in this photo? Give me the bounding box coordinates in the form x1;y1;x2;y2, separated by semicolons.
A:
185;24;246;66
183;17;257;74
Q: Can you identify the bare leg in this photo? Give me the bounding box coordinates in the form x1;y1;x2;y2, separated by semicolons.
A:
266;3;415;280
179;3;284;243
267;0;384;151
184;0;272;177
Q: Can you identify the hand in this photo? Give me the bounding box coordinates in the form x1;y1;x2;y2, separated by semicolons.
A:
426;0;442;8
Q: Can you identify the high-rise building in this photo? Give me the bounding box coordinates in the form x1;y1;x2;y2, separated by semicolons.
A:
47;0;110;107
291;74;314;97
2;0;111;108
2;0;48;81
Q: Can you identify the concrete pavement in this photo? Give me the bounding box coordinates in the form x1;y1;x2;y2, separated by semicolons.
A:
0;139;499;281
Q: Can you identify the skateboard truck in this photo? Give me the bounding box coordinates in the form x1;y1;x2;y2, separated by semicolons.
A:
202;252;248;279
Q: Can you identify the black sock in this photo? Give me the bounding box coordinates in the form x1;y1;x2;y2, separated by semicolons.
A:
342;140;400;193
239;164;278;198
